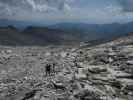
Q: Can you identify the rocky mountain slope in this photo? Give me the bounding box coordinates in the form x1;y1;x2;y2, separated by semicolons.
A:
0;33;133;100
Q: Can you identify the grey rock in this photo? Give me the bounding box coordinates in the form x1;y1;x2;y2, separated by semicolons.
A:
74;89;102;100
88;65;107;74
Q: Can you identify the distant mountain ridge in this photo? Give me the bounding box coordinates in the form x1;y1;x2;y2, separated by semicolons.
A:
23;26;79;44
0;19;50;29
0;19;133;46
49;22;133;41
0;26;80;46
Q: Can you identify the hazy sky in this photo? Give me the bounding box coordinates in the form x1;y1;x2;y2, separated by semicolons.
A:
0;0;133;23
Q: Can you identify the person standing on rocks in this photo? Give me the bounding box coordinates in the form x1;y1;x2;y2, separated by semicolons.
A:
45;63;51;76
52;63;56;74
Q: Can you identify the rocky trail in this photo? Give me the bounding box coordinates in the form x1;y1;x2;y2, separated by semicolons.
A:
0;35;133;100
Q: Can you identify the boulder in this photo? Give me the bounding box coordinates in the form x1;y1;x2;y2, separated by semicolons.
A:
104;85;116;96
60;52;67;58
74;89;102;100
127;60;133;65
88;65;107;74
108;52;116;56
75;68;87;80
120;79;133;91
115;72;133;79
45;52;51;57
125;84;133;91
6;50;12;54
109;79;123;89
108;57;114;63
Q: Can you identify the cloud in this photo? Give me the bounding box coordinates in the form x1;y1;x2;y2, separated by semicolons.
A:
0;0;132;23
0;0;72;18
0;3;14;18
104;4;122;15
117;0;133;12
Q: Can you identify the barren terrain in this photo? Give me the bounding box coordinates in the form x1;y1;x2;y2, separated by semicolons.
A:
0;34;133;100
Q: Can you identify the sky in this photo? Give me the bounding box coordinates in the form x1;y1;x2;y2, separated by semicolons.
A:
1;0;133;24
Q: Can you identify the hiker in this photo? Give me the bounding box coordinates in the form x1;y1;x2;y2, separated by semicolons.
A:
52;63;56;74
45;64;51;76
73;59;78;68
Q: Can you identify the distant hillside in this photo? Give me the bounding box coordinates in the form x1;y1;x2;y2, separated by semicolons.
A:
0;26;80;46
23;26;79;44
49;22;133;41
0;19;52;30
1;19;133;41
1;20;133;46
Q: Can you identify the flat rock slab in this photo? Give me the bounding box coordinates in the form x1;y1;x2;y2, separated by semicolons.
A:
88;65;107;74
